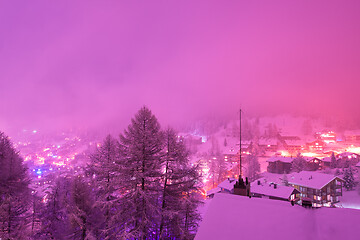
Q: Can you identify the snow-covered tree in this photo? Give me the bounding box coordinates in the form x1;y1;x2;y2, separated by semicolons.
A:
282;174;289;186
343;167;355;191
67;176;102;240
330;152;337;169
36;176;72;240
87;134;120;238
301;119;313;136
0;132;31;239
159;128;202;239
118;106;164;239
292;154;307;172
245;154;260;182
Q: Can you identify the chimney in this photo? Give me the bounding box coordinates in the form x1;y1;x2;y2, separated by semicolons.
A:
274;184;277;189
257;180;261;185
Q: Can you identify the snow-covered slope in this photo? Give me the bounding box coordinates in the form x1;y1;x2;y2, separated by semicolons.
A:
196;193;360;240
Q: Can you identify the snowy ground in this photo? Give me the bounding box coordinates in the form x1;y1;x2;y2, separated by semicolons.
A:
339;189;360;209
196;193;360;240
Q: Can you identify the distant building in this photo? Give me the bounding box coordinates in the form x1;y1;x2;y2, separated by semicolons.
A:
258;138;278;152
288;171;344;207
315;131;337;144
266;156;294;174
306;139;325;152
278;135;304;153
336;152;360;167
344;130;360;142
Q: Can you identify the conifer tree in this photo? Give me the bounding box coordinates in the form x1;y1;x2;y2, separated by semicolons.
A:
118;106;164;239
87;134;120;238
343;167;355;191
67;176;101;240
0;132;31;239
292;154;306;172
159;128;202;239
36;176;72;240
245;154;260;182
330;152;337;169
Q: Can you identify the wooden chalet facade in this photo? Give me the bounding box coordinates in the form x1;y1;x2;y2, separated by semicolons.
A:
288;171;344;207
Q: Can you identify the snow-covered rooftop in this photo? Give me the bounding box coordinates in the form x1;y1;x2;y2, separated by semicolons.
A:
251;179;298;199
288;171;343;190
303;157;320;162
266;156;294;163
195;193;360;240
258;138;278;146
217;178;236;191
206;187;221;196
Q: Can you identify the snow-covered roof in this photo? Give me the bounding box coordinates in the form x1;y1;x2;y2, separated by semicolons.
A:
258;138;278;146
217;178;236;191
195;193;360;240
288;171;343;190
284;139;304;146
356;162;360;167
266;156;294;163
251;179;298;199
206;187;221;196
303;157;320;162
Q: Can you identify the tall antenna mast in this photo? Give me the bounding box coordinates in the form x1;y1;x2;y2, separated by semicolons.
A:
239;109;242;177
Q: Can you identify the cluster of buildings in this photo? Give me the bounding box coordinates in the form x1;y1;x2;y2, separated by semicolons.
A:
266;152;360;174
208;170;345;207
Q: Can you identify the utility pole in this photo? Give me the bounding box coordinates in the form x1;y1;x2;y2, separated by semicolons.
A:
239;109;242;177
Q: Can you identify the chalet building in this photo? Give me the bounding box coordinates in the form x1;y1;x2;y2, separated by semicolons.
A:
251;179;300;202
344;130;360;142
258;138;278;152
303;157;322;171
288;171;344;207
266;156;293;174
278;135;304;153
321;157;332;168
306;140;325;152
336;152;360;167
217;178;236;194
315;131;337;143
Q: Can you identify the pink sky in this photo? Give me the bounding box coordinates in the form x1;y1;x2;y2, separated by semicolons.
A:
1;0;360;132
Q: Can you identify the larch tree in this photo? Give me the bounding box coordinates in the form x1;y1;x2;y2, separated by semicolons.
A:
245;154;260;182
159;128;202;239
36;175;72;240
67;175;101;240
87;134;120;238
118;106;164;239
330;152;337;169
0;131;31;239
343;167;355;191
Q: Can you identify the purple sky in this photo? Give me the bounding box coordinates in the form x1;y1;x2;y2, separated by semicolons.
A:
1;0;360;133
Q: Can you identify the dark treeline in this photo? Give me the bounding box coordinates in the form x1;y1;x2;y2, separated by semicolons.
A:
0;107;202;240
